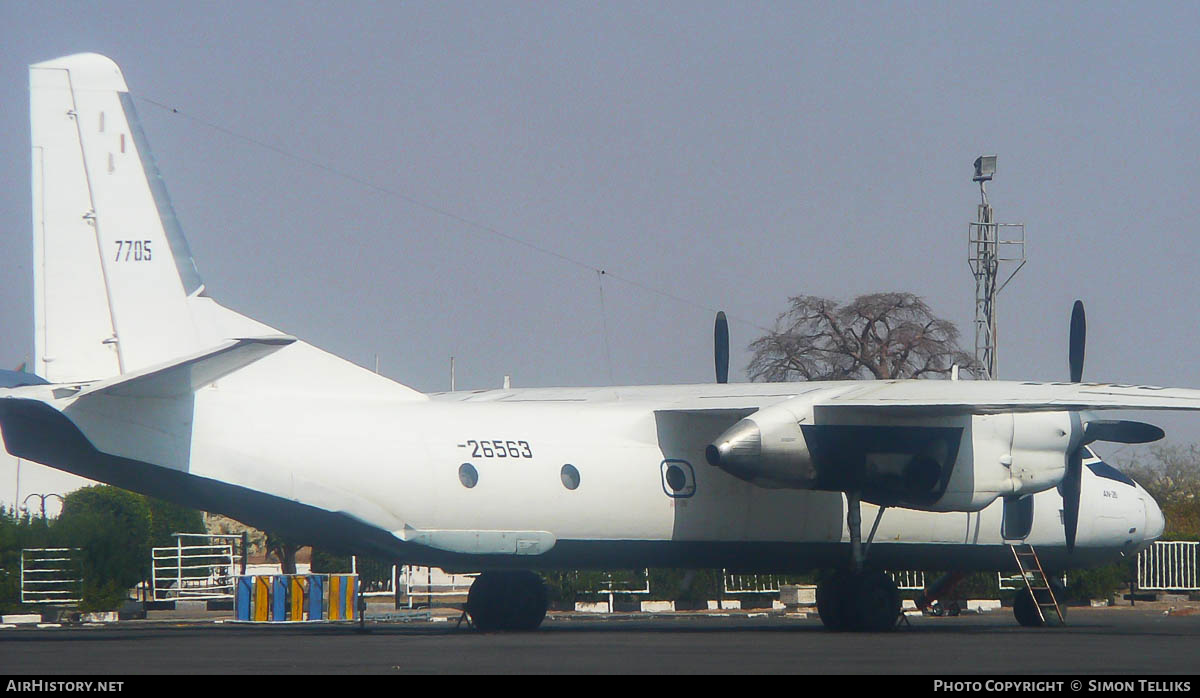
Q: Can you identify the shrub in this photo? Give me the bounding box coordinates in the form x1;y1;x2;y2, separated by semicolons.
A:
54;486;152;612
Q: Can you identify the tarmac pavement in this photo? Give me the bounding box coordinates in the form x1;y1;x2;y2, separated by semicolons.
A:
1;606;1198;675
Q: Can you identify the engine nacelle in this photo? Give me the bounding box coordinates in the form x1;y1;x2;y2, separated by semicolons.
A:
977;411;1073;503
706;397;1077;512
704;400;817;489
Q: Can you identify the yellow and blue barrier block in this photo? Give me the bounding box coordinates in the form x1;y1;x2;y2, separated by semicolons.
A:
234;574;358;623
255;576;270;621
290;576;307;621
326;574;358;620
272;575;288;620
308;574;324;621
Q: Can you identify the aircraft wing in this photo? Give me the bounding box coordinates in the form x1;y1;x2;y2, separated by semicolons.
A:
810;380;1200;416
439;379;1200;416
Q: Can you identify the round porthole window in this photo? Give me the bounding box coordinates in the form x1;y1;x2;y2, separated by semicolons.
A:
561;464;580;490
459;463;478;488
665;464;687;492
660;460;696;497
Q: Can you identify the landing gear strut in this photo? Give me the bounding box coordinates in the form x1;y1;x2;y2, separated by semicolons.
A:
465;570;548;631
816;493;900;632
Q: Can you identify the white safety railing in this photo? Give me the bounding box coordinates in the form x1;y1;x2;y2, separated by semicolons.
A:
890;570;926;590
151;534;240;601
355;563;393;597
595;570;651;610
997;574;1023;591
1138;541;1199;591
558;570;651;613
998;571;1067;591
723;571;922;593
21;548;82;604
593;570;651;595
348;557;403;598
397;565;476;600
722;572;798;594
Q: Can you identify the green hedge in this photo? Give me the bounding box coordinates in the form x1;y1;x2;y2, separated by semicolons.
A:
0;487;206;613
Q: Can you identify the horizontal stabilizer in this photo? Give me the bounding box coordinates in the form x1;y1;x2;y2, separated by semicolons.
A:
0;370;49;389
75;336;296;399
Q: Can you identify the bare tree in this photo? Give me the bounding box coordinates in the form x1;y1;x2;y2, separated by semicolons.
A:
1121;444;1200;540
747;292;980;382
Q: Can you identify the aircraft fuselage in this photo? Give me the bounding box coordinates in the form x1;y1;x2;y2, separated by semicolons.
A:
5;377;1157;574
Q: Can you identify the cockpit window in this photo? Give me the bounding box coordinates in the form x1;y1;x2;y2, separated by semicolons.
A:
1086;460;1136;487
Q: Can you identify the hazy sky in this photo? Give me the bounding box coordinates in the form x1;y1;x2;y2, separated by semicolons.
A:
2;2;1198;503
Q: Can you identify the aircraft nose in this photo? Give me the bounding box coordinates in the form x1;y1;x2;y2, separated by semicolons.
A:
1143;495;1165;543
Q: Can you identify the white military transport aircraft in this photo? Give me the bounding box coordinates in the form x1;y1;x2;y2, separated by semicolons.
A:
0;54;1189;632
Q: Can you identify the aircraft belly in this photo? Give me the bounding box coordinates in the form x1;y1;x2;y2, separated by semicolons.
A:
423;540;1117;573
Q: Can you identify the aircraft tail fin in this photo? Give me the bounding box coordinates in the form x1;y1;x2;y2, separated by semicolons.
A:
30;54;427;400
31;53;206;382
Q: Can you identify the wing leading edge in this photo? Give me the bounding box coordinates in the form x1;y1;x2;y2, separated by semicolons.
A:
810;380;1200;416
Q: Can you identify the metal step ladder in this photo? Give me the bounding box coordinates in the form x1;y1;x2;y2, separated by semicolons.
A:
1010;543;1065;626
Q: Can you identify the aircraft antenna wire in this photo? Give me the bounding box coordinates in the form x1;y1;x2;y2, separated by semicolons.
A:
596;270;615;385
133;95;770;336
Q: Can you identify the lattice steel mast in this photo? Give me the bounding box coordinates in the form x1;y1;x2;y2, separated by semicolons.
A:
968;156;1025;379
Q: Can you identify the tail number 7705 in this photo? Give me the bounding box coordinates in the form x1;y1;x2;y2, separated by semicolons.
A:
114;240;152;262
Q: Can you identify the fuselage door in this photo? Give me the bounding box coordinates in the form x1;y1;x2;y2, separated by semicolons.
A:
1002;494;1035;541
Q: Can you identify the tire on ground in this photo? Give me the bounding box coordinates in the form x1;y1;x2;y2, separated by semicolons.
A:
1013;581;1067;628
848;571;900;632
466;570;548;632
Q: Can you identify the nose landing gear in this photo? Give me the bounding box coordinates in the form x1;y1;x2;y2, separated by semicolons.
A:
1013;579;1068;627
465;570;548;631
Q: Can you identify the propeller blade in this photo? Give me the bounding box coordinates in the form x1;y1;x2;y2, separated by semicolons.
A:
714;311;729;384
1083;419;1165;445
1069;300;1086;383
1063;447;1083;553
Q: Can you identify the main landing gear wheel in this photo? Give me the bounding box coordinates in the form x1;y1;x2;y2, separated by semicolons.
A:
465;570;548;632
1012;581;1067;628
817;492;900;632
816;571;900;632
